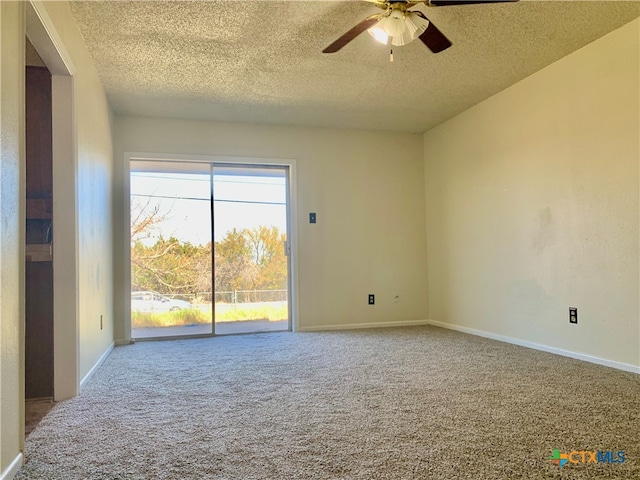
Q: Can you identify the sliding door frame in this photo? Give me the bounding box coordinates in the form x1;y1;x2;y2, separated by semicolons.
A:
211;163;292;335
123;152;299;340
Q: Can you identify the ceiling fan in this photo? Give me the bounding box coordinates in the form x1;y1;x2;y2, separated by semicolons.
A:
323;0;519;55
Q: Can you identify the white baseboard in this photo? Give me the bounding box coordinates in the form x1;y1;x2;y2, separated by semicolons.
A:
115;339;134;346
80;342;115;391
298;319;431;332
0;453;23;480
427;319;640;374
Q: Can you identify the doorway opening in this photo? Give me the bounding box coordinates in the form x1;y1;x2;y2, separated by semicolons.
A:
25;39;54;433
129;160;293;339
24;0;79;440
26;1;80;418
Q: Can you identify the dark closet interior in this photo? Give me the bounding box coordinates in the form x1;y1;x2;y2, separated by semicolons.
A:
25;64;54;400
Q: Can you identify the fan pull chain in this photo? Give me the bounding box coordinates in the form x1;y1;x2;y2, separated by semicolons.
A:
390;49;394;62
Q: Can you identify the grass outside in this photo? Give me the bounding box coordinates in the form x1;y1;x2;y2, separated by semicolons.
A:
132;304;288;329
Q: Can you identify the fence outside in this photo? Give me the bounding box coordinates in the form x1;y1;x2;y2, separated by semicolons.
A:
160;289;287;306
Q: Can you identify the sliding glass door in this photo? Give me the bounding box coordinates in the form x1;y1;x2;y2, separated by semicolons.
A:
212;165;290;334
130;161;213;339
130;160;290;339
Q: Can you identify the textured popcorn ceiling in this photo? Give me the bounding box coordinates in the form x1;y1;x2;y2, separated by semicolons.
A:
68;1;640;132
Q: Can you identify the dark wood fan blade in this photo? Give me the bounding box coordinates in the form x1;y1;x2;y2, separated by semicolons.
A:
323;14;382;53
414;12;452;53
428;0;518;6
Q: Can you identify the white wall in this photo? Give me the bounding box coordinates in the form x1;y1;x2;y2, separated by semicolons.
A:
1;2;114;476
40;1;115;381
1;2;26;475
113;118;429;337
424;19;640;369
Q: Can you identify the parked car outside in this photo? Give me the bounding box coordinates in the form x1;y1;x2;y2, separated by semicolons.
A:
131;291;192;313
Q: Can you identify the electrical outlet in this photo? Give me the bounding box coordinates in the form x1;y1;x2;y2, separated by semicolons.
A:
368;294;375;305
393;293;400;303
100;314;103;330
569;307;578;324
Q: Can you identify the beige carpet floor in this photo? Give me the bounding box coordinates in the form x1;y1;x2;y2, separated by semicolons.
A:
17;326;640;479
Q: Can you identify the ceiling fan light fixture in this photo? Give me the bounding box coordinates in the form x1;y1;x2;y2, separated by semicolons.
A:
369;27;390;45
383;10;407;38
368;10;430;47
405;12;429;38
